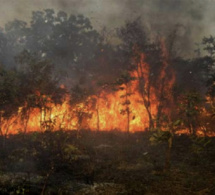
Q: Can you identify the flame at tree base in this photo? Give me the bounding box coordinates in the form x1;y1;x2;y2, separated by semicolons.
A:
1;82;156;135
1;42;211;137
0;43;175;135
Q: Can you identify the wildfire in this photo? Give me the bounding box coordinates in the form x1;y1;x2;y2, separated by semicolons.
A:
0;40;177;135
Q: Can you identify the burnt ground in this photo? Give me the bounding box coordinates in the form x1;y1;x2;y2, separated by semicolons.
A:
0;130;214;194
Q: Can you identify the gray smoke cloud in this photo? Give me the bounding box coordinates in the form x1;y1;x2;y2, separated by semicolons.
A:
0;0;214;56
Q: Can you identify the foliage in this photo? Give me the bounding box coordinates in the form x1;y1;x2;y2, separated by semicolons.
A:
190;135;211;154
0;68;20;118
150;130;172;145
178;91;203;135
113;71;136;132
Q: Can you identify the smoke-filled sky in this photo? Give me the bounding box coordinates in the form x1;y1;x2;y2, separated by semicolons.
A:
0;0;215;54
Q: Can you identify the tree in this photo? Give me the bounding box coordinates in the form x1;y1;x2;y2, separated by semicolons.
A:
15;50;64;132
154;39;175;129
114;71;135;133
0;9;103;88
178;91;203;135
4;19;28;67
119;19;155;130
0;67;20;145
0;29;8;66
70;85;93;135
25;9;101;79
150;119;181;170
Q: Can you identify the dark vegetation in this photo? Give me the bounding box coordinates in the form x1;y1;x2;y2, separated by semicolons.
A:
0;9;215;194
0;130;214;194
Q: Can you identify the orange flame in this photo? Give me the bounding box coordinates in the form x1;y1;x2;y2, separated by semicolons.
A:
0;41;177;135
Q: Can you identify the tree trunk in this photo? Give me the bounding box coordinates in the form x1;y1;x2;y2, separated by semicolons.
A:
126;107;130;133
96;108;100;131
125;85;130;133
165;129;173;170
23;109;30;134
145;105;153;130
96;97;100;131
156;78;165;129
165;137;172;170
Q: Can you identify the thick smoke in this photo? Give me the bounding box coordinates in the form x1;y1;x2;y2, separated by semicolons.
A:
0;0;214;46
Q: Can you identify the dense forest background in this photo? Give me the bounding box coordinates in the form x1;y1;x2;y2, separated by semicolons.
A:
0;9;215;135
